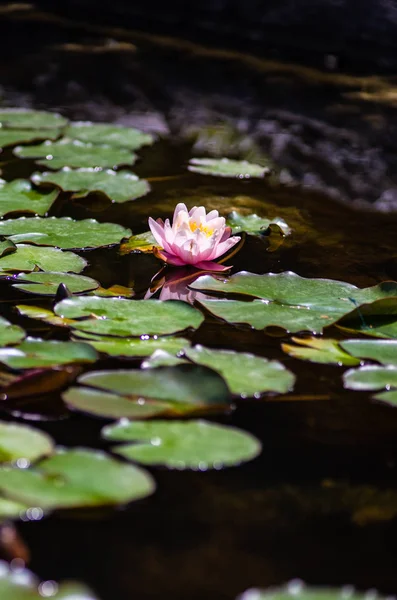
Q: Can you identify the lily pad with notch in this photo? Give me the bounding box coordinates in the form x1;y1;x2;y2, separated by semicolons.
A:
0;448;155;509
32;168;151;203
336;297;397;339
188;157;271;178
71;363;232;418
103;419;262;470
15;139;137;170
65;122;154;150
13;272;99;296
0;244;87;273
0;338;98;369
54;297;204;336
0;217;131;249
0;179;59;218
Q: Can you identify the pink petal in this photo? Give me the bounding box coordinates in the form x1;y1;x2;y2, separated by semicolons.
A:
206;209;219;221
219;226;232;243
148;217;171;251
189;206;206;221
194;261;232;272
208;235;241;260
173;203;189;220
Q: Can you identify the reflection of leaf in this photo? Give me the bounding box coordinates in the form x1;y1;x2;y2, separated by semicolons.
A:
0;448;155;509
188;157;271;178
0;217;131;249
0;338;98;369
0;179;58;217
0;420;54;463
184;345;295;396
53;297;204;336
33;168;150;203
66;122;154;149
104;419;262;470
15;139;137;169
0;244;86;273
282;337;360;366
13;271;99;296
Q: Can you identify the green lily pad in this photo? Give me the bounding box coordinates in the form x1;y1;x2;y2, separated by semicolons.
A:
32;169;151;203
63;387;169;420
340;339;397;365
54;297;204;336
0;338;98;369
16;305;75;328
282;337;360;366
0;240;16;258
141;350;188;368
184;345;295;396
103;419;262;469
337;297;397;339
0;497;30;520
78;364;231;416
226;212;291;236
0;128;61;148
71;331;190;357
0;317;25;346
236;583;388;600
120;230;158;254
0;244;86;273
0;179;58;217
0;217;131;249
343;365;397;391
0;421;54;463
15;139;137;170
0;448;155;509
193;272;397;334
66;122;154;149
13;272;99;296
0;108;68;129
188;157;270;178
373;390;397;407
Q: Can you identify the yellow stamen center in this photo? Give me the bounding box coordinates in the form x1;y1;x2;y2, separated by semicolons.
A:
188;220;214;237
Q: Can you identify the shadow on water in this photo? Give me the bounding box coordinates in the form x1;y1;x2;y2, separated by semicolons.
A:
0;6;397;600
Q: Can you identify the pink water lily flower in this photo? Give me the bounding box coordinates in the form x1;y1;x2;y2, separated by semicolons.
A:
148;203;241;271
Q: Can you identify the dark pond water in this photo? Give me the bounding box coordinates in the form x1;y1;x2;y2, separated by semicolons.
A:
0;6;397;600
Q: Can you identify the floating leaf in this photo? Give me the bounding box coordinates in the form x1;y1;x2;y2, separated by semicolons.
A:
0;108;68;129
13;272;99;296
0;244;86;273
120;230;158;254
373;390;397;407
0;338;98;369
103;419;262;469
226;211;291;236
0;421;54;463
337;297;397;339
193;272;397;334
77;364;231;417
343;365;397;391
184;346;295;396
16;305;74;328
0;448;155;509
63;387;169;420
0;317;25;346
236;583;389;600
0;128;61;148
340;339;397;365
142;350;187;368
71;331;190;357
0;179;58;218
0;217;131;249
0;497;29;519
188;157;270;178
282;337;360;366
0;240;16;258
66;122;154;149
91;284;134;298
15;139;137;170
32;169;150;203
54;297;204;336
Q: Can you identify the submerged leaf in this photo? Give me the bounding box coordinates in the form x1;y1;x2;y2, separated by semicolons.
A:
13;272;99;296
0;338;98;369
0;217;131;249
32;168;150;203
0;244;86;273
0;421;54;463
282;337;360;366
0;108;68;129
103;419;262;469
0;448;155;509
66;122;154;149
188;157;270;178
15;139;137;169
54;297;204;336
